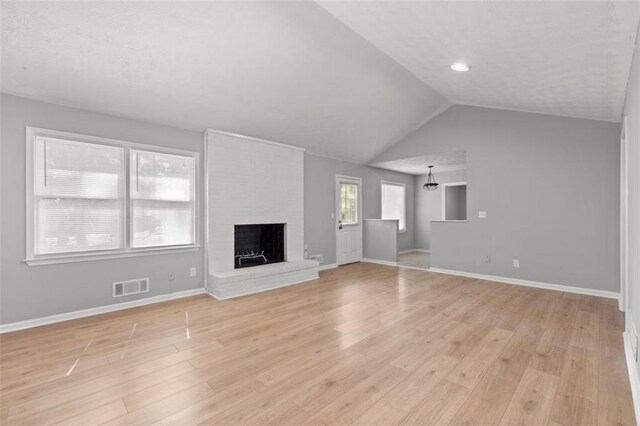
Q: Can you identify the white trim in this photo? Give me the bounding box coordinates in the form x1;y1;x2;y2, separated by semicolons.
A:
319;263;338;271
621;115;629;312
204;128;305;152
25;126;200;265
429;268;619;300
397;264;430;271
362;258;398;267
623;330;640;421
399;249;430;254
24;245;201;266
0;288;206;334
203;131;210;297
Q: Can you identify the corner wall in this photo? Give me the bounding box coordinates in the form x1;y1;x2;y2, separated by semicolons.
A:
304;153;415;266
374;105;620;293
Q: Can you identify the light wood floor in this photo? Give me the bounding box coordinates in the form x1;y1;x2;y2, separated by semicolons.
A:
0;263;634;425
398;251;431;270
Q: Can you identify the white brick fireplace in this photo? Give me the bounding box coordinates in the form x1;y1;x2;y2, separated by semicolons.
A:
205;129;318;299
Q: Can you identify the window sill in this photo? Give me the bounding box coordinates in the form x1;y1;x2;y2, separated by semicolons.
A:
24;245;201;266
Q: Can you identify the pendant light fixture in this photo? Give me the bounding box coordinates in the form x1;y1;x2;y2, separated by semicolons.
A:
423;165;439;191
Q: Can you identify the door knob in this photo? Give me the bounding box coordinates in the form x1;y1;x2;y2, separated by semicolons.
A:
338;220;343;230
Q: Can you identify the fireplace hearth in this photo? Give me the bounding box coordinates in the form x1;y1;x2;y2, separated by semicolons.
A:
234;223;285;269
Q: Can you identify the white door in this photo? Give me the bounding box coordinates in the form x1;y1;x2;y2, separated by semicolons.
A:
336;175;362;265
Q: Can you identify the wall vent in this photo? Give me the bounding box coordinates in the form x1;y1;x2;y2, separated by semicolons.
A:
113;278;150;298
309;254;324;264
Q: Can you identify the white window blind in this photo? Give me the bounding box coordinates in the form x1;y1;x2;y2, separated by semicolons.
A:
27;127;199;264
381;182;406;231
131;150;196;248
34;137;126;255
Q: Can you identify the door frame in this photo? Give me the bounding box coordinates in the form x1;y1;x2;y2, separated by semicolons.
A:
335;174;363;266
441;181;467;221
621;116;629;312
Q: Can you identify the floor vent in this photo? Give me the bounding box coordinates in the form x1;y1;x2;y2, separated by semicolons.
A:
113;278;150;298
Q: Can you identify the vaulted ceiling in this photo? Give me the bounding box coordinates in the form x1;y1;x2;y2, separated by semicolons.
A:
319;0;640;124
2;1;639;165
1;1;445;163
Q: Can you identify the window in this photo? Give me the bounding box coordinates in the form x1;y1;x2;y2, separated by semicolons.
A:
340;182;358;224
381;181;406;231
131;150;196;248
26;127;198;264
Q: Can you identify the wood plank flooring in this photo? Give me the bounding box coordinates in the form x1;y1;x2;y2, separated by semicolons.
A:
0;263;634;425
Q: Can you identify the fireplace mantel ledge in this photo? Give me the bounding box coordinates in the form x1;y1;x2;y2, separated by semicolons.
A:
211;259;318;283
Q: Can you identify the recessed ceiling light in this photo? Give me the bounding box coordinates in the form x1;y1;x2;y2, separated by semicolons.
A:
451;63;470;72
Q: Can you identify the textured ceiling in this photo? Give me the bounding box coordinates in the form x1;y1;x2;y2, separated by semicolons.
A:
370;150;467;175
318;1;640;123
1;1;446;164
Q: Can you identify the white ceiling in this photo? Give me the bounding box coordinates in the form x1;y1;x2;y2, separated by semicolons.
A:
370;150;467;175
1;1;446;164
318;1;640;123
2;2;638;168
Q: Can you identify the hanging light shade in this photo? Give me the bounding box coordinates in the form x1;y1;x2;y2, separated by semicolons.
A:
423;165;439;191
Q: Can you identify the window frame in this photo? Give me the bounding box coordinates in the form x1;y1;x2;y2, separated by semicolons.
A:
380;180;407;232
25;127;200;266
339;181;360;226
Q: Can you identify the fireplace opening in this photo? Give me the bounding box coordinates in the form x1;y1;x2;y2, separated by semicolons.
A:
234;223;286;269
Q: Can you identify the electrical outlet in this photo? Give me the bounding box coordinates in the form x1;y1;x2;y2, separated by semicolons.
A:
168;273;175;281
513;259;520;268
478;211;487;219
189;267;197;277
485;255;491;264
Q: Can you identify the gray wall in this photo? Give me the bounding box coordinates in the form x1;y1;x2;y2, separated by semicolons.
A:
304;153;415;266
624;25;640;377
376;105;620;292
414;169;467;250
363;219;399;263
1;94;205;324
445;185;467;221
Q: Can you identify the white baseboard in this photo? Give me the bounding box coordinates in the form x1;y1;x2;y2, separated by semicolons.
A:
429;267;619;300
623;330;640;422
362;258;399;267
0;288;206;334
399;249;430;254
319;263;338;271
397;264;430;271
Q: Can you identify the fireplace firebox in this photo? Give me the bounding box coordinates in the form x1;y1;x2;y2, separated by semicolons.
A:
234;223;286;269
